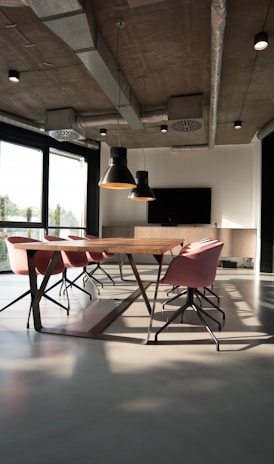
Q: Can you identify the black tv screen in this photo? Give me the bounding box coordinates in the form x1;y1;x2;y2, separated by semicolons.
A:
148;187;211;225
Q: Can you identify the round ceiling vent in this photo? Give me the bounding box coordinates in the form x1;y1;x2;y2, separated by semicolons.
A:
170;119;202;133
49;129;84;142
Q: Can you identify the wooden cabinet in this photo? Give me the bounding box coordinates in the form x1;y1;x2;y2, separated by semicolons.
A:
102;226;257;258
217;228;257;258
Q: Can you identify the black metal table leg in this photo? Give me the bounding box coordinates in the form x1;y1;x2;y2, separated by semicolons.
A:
27;250;61;331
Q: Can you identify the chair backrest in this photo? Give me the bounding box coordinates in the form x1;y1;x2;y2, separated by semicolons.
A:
6;236;65;276
161;241;224;288
68;235;105;262
84;234;115;258
179;237;217;255
84;234;98;240
44;235;88;268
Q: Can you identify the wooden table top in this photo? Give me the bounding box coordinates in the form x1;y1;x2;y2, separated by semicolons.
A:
14;237;182;255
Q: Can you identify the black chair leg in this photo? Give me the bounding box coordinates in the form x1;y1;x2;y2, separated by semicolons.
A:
155;297;190;341
92;263;115;285
155;287;222;350
84;265;104;288
203;285;220;303
0;287;69;329
192;303;220;351
68;267;101;294
43;294;70;314
65;277;92;299
0;289;31;313
167;284;180;296
195;289;225;321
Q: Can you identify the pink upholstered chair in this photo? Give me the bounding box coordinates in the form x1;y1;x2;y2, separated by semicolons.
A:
44;235;92;300
84;234;115;285
1;236;69;328
68;234;115;287
153;240;224;350
163;238;220;309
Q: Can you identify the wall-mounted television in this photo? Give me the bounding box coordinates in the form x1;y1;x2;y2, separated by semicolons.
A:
148;187;211;225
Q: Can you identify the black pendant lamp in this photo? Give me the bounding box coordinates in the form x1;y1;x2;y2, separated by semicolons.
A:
128;170;155;201
99;146;136;189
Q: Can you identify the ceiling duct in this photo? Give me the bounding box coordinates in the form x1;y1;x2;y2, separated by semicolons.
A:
168;95;204;133
26;0;143;130
77;108;167;128
257;119;274;140
208;0;226;149
171;145;208;152
45;108;85;142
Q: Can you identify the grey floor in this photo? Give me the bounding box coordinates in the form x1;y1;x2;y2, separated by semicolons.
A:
1;262;274;464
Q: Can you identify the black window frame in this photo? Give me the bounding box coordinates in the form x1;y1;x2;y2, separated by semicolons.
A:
0;121;100;236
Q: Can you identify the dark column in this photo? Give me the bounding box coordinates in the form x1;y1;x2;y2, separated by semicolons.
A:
86;145;101;236
260;133;274;272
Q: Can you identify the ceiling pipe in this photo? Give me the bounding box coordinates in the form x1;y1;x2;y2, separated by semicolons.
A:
208;0;227;149
70;138;99;150
76;108;168;128
171;145;209;152
257;120;274;140
0;109;44;132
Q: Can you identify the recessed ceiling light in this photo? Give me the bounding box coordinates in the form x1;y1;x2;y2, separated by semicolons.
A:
8;70;20;83
160;124;168;133
234;120;242;129
254;31;269;51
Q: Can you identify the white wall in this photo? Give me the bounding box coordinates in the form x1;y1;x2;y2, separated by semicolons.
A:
99;139;261;232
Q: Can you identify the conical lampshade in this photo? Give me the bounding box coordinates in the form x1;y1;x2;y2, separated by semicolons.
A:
99;147;136;189
128;170;155;201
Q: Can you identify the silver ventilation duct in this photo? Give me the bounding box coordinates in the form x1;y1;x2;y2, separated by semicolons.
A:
0;109;44;132
257;120;274;140
45;96;203;134
171;145;208;152
208;0;226;149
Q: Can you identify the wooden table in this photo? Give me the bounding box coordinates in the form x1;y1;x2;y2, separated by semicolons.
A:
14;238;182;344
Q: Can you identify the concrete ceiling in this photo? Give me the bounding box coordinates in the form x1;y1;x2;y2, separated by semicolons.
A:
0;0;273;150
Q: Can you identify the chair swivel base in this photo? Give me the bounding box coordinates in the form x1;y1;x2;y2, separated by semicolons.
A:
155;287;224;351
85;262;115;287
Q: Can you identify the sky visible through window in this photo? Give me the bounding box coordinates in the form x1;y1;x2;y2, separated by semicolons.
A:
0;141;87;226
48;152;87;226
0;141;42;221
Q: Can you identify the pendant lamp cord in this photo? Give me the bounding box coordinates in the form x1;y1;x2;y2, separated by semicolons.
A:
116;20;123;147
141;75;147;170
238;0;272;121
262;0;272;30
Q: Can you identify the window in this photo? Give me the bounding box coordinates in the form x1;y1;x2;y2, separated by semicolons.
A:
48;149;87;235
0;124;100;272
0;141;43;223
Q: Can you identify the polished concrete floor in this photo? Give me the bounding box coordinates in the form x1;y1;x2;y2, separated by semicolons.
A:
1;263;274;464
